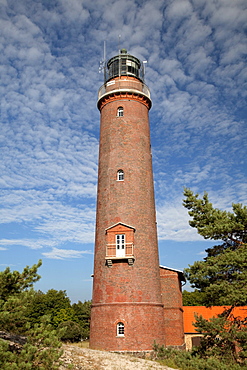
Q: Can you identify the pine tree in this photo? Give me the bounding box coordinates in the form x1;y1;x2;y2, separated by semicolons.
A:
183;188;247;306
183;189;247;364
182;290;206;306
72;300;91;339
0;261;64;369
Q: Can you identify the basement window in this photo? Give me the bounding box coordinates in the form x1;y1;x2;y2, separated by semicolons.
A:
117;106;124;117
117;322;125;337
117;169;124;181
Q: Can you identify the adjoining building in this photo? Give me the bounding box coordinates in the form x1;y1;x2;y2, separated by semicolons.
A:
183;306;247;351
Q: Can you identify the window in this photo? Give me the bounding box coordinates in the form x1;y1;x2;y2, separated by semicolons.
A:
105;223;135;264
116;234;125;249
116;234;125;257
117;169;124;181
117;322;124;337
117;107;124;117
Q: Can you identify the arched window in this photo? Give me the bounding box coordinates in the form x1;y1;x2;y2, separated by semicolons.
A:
117;322;125;336
117;106;124;117
117;170;124;181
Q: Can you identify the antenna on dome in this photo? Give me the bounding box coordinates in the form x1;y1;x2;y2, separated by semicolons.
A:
118;35;121;77
99;41;107;82
103;41;106;63
118;34;121;54
142;60;147;81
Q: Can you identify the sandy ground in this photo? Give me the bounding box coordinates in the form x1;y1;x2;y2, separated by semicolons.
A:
60;344;178;370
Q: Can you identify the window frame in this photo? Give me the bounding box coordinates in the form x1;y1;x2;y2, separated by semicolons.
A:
117;322;125;337
116;234;125;258
116;234;125;250
117;106;124;117
117;169;124;181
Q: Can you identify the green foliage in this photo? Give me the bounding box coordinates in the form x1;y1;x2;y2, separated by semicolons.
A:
0;262;64;369
27;292;91;341
0;260;91;370
183;188;247;244
72;300;91;339
182;290;206;306
53;308;76;327
72;300;91;323
0;290;35;334
185;245;247;306
0;316;63;370
183;188;247;307
23;316;63;369
58;320;82;342
193;309;247;365
27;289;71;327
183;189;247;364
0;260;42;302
0;340;18;370
153;344;244;370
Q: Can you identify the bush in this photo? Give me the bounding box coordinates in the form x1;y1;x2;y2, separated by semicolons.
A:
0;316;63;370
153;343;245;370
58;320;82;342
0;262;64;369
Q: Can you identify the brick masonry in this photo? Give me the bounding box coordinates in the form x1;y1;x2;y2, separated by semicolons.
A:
90;74;165;351
90;71;184;351
160;267;185;347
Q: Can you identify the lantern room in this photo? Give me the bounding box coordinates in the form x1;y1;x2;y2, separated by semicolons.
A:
106;48;144;82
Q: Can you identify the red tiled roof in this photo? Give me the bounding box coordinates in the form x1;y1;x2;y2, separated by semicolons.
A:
183;306;247;333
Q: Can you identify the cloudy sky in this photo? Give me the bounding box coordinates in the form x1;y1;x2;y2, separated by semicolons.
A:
0;0;246;303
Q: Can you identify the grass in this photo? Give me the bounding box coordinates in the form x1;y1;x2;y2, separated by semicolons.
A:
68;340;89;348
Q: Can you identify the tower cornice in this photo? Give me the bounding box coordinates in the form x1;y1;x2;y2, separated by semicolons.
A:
97;76;152;110
97;89;152;110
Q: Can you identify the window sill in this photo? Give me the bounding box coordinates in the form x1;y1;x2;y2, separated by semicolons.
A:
105;257;135;267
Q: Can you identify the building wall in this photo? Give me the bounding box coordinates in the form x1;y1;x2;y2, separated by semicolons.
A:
160;268;185;348
183;306;247;351
90;303;165;351
184;334;203;351
90;76;165;351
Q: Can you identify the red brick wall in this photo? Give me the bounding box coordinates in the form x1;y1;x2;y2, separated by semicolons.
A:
90;303;165;351
90;76;165;351
160;268;185;347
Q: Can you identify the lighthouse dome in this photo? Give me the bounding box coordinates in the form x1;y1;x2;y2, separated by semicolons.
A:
106;49;143;82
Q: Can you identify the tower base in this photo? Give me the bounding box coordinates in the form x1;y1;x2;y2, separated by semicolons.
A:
90;302;165;351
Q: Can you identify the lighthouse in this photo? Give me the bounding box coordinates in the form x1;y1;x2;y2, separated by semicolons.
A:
90;49;166;351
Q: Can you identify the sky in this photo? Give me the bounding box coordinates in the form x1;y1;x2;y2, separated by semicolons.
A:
0;0;246;303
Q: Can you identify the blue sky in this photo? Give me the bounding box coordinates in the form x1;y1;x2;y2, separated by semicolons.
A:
0;0;246;303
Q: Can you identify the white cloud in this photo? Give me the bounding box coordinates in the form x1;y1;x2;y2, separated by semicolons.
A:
0;0;246;258
42;247;93;260
197;251;207;257
0;239;56;250
156;199;202;242
165;0;193;20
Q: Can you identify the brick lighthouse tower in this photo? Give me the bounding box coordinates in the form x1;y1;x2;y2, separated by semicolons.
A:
90;49;165;351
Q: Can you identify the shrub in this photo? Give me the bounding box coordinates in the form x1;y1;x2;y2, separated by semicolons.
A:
58;320;82;342
0;316;63;370
153;343;245;370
